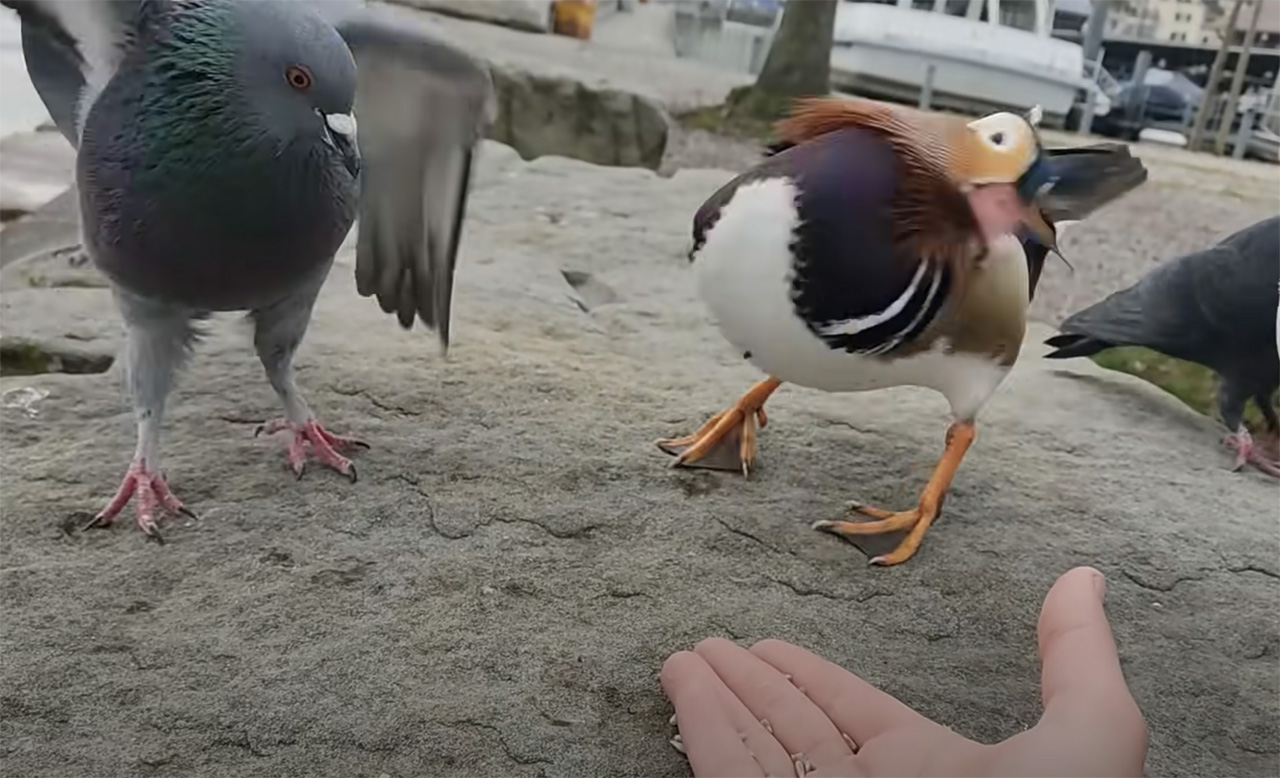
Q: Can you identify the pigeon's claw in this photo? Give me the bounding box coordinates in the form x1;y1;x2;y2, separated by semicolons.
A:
813;420;977;566
85;460;195;541
656;378;782;477
256;418;368;482
1223;427;1280;479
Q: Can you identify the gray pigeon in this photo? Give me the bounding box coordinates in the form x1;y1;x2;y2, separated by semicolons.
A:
1044;216;1280;478
3;0;495;540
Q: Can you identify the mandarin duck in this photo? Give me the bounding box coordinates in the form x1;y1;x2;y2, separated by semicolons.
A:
656;97;1148;566
1045;216;1280;478
3;0;493;540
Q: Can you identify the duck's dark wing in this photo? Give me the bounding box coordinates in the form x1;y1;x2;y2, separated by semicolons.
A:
1022;141;1149;298
1037;142;1149;223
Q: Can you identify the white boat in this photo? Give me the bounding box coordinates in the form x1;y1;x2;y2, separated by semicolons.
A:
829;1;1089;127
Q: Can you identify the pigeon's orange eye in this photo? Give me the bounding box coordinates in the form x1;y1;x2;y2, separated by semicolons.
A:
285;65;313;91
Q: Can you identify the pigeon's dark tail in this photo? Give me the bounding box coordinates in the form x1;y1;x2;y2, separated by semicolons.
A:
1043;333;1115;360
1039;143;1149;223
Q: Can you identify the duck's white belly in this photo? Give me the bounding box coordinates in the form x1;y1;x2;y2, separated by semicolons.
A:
693;177;1012;420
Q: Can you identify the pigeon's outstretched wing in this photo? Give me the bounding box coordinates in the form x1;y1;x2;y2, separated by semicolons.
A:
0;0;155;147
333;4;497;350
1044;217;1280;367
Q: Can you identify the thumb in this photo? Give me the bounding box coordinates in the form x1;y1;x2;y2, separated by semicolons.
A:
1035;567;1147;742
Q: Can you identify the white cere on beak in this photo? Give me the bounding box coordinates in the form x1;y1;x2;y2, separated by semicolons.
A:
325;112;358;140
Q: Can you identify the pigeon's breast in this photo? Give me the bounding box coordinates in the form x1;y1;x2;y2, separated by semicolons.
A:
78;76;359;312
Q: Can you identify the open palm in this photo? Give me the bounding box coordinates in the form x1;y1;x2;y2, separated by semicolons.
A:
660;567;1148;777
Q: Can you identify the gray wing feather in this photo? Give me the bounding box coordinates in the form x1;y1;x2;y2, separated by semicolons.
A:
1;0;152;147
335;4;496;350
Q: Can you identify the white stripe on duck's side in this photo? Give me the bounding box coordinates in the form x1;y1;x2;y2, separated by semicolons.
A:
822;258;948;357
817;259;927;338
693;176;1025;422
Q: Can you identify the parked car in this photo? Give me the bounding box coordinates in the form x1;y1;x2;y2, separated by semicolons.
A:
1091;67;1202;141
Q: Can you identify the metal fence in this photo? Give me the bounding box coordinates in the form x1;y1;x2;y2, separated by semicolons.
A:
1076;50;1278;163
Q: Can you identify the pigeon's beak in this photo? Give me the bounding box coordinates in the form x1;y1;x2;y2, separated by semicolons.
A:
321;111;361;178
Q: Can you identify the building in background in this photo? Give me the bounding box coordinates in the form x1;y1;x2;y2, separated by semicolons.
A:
1098;0;1279;48
1051;0;1277;85
1157;0;1210;44
1210;0;1280;49
1104;0;1208;44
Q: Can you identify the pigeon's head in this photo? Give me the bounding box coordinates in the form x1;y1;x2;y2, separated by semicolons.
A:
231;2;360;176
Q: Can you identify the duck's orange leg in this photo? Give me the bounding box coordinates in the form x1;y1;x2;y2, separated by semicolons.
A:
656;378;783;477
813;420;976;566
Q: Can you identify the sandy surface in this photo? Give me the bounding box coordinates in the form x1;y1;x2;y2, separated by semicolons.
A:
2;141;1278;777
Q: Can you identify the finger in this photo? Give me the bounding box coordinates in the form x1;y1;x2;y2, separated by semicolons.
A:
695;638;855;767
1036;567;1145;734
660;650;793;777
749;638;925;747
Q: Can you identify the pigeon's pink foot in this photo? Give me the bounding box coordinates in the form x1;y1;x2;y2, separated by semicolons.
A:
1256;429;1280;461
85;460;196;543
255;418;368;482
1223;429;1280;479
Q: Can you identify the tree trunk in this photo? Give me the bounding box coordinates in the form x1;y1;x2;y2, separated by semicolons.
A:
725;0;839;123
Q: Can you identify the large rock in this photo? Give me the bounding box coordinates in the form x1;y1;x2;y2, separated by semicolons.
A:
376;0;748;170
382;1;746;113
489;67;669;170
1;142;1276;778
399;0;558;33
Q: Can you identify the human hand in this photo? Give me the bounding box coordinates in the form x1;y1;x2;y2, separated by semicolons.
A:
659;566;1147;777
